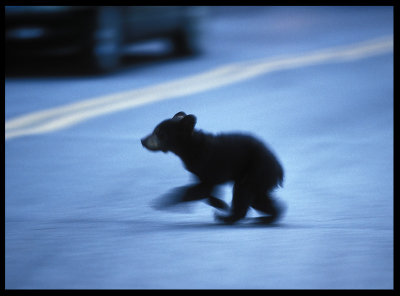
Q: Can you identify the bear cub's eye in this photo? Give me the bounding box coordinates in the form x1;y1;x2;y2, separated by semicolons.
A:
156;129;166;140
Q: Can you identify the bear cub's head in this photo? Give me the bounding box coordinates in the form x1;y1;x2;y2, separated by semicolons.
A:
141;112;197;153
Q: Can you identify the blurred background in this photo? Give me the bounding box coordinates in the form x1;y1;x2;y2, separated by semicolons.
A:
5;6;207;74
5;6;393;289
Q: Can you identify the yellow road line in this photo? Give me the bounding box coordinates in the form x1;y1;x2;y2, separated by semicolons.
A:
5;35;393;140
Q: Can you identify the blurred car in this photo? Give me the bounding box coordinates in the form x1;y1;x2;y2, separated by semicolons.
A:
5;6;205;72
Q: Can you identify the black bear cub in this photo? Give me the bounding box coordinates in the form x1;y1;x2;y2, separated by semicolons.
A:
141;112;285;224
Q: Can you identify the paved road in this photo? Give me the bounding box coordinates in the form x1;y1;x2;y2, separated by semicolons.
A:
5;7;393;289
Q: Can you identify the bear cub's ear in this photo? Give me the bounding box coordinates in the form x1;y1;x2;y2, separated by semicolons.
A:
172;111;196;133
173;111;187;120
181;114;197;133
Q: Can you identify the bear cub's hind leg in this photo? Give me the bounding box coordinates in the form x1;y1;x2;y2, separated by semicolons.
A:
251;193;286;224
215;183;254;224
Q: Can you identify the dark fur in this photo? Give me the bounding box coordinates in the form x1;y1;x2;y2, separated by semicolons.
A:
141;112;285;224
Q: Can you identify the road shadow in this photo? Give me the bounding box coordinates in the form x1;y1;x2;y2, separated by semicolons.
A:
5;50;195;78
121;218;294;233
50;217;291;232
159;219;294;230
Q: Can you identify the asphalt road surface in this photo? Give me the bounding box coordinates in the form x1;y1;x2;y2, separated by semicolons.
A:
5;7;393;289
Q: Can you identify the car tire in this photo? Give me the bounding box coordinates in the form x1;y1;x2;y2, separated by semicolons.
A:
171;8;204;56
172;28;197;56
83;7;122;73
